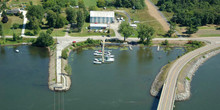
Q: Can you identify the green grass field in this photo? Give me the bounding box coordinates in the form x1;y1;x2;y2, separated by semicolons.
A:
74;0;107;7
7;0;42;6
199;34;220;37
124;8;166;37
25;28;66;37
0;16;23;36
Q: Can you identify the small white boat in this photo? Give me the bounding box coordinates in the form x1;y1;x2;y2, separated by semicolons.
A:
105;54;114;58
93;61;102;64
15;49;19;53
93;59;102;64
105;57;114;62
157;45;160;51
95;50;112;53
94;51;111;56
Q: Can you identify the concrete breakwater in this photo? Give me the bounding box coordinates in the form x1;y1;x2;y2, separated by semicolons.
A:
150;48;220;101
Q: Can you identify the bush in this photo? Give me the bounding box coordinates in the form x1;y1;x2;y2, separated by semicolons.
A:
64;64;72;76
1;16;8;23
61;49;68;59
75;38;101;47
185;40;204;52
33;32;54;47
161;40;169;46
12;23;20;29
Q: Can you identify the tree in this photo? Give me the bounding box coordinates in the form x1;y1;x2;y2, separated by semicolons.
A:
56;14;66;28
12;33;21;41
46;28;53;34
46;10;57;27
186;24;198;36
89;6;99;11
66;8;77;23
119;22;134;41
166;22;176;37
51;5;61;13
1;11;8;23
137;24;155;45
0;24;3;37
12;23;20;29
34;32;54;47
27;5;44;22
26;5;44;30
31;17;41;35
97;0;106;7
1;2;7;10
78;0;85;9
1;15;8;23
76;10;85;32
70;0;77;6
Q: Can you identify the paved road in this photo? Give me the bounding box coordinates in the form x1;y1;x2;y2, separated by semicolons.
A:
157;38;220;110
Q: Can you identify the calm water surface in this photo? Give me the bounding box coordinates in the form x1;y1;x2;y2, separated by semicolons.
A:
0;45;53;110
0;45;185;110
65;46;185;110
175;54;220;110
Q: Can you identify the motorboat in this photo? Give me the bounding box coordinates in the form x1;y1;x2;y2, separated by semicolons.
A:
94;51;111;56
105;57;114;62
105;54;114;58
93;59;102;64
15;49;19;53
94;57;114;62
94;50;112;53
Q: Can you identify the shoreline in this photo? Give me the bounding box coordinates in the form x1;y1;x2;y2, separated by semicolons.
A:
150;47;220;101
176;48;220;101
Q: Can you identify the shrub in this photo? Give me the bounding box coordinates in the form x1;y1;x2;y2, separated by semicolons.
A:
1;16;8;23
12;23;20;29
64;64;72;76
61;49;68;59
75;38;101;47
161;40;169;46
33;32;54;47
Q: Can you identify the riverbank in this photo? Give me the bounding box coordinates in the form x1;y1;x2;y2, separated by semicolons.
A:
150;46;220;101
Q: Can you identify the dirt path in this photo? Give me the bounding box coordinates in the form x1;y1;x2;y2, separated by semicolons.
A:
145;0;170;32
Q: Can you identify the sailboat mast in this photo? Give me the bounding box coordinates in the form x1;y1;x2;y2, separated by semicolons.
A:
102;37;105;62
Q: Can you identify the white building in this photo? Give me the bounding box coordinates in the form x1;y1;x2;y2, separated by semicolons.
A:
90;11;115;29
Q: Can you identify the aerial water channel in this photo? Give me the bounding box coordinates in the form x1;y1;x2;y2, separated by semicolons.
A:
0;45;186;110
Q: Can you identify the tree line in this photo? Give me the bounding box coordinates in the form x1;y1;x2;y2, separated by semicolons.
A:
96;0;146;9
157;0;220;34
25;0;88;35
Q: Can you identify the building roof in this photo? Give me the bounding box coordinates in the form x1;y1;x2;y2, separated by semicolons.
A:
90;11;114;18
90;23;108;27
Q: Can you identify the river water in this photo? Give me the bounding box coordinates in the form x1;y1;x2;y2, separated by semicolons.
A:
65;46;184;110
175;54;220;110
0;45;185;110
0;45;53;110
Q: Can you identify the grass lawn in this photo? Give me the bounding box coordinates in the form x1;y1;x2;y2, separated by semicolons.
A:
69;23;115;37
74;0;111;7
199;34;220;37
7;0;42;6
0;38;35;45
25;27;66;37
124;8;166;37
0;16;23;36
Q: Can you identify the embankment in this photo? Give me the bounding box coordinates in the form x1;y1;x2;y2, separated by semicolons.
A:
151;47;220;101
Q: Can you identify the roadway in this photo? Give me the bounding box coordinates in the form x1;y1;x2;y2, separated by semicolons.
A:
157;38;220;110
